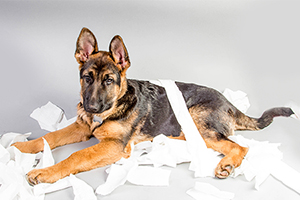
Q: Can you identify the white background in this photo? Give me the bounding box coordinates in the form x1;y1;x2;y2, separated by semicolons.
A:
1;0;300;199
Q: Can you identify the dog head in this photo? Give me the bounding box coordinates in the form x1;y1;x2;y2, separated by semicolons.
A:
75;28;130;114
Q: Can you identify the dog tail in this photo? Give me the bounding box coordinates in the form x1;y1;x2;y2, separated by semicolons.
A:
234;107;295;131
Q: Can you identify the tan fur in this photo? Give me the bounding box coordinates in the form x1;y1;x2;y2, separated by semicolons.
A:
13;121;91;154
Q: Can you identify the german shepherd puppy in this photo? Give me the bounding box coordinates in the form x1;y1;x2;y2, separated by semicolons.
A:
13;28;294;185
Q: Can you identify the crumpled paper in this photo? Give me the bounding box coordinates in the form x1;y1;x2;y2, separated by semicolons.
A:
96;132;300;196
230;135;300;193
1;81;300;199
30;101;76;132
0;132;31;149
96;135;180;196
223;88;250;113
0;133;44;200
0;133;97;200
34;174;96;200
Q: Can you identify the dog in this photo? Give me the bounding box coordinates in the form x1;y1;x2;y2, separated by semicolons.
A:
13;28;294;185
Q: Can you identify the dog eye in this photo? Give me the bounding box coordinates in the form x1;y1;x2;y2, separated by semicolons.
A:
105;78;114;85
83;76;93;84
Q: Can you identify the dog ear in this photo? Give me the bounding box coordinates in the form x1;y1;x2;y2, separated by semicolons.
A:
75;28;98;64
109;35;130;71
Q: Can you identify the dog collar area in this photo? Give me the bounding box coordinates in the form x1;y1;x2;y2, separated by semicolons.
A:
93;115;103;124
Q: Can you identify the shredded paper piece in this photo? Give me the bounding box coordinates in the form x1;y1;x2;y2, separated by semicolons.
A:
0;80;299;200
223;88;250;114
0;133;97;200
30;101;76;132
187;182;235;200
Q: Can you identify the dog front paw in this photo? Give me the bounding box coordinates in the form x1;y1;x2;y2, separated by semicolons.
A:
26;168;60;185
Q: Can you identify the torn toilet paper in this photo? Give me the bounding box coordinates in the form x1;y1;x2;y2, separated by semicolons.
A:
186;182;235;200
158;79;221;178
95;135;179;196
0;132;31;149
34;174;97;200
30;101;76;132
0;133;97;200
230;135;300;193
97;128;300;197
0;133;44;200
1;80;300;200
152;80;300;195
35;138;54;169
222;88;250;113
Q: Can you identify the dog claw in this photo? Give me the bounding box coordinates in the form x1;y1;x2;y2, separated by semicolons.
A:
219;170;229;177
215;165;234;179
26;174;39;186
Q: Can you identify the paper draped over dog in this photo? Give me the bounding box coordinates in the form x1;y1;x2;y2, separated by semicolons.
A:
1;82;300;199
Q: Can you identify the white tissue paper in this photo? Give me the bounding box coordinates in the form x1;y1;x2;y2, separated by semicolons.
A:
34;174;97;200
152;80;300;195
96;81;256;195
135;134;192;167
30;101;76;132
96;160;137;196
35;138;54;169
222;88;250;113
0;132;44;200
1;83;300;199
96;136;174;196
0;132;31;149
0;132;97;200
187;182;235;200
158;80;221;178
230;135;300;194
30;101;64;132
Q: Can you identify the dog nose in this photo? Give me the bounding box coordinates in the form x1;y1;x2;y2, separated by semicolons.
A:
88;104;100;113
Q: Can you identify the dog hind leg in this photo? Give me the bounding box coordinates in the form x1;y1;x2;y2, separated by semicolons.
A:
204;132;248;178
188;106;248;178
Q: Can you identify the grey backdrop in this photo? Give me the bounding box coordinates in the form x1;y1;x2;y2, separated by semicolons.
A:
1;0;300;200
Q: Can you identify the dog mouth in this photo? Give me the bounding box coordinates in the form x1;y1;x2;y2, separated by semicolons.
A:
83;102;112;114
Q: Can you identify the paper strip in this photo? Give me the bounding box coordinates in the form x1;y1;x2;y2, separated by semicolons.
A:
69;174;97;200
34;177;72;196
36;138;54;169
271;160;300;194
34;174;97;200
187;182;235;200
96;160;138;196
0;144;10;164
157;80;219;177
